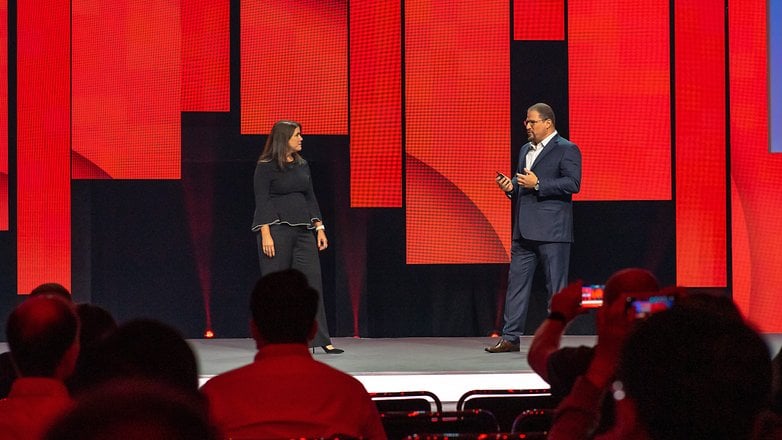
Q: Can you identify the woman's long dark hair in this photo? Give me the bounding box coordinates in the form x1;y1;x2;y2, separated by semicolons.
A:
257;120;304;170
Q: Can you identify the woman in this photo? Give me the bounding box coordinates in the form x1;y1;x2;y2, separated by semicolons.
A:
251;120;342;354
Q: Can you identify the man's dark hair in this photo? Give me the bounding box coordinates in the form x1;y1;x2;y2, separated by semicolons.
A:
45;379;217;440
603;268;660;305
67;304;118;394
6;296;79;377
528;102;556;126
75;303;117;350
250;269;318;344
89;319;199;395
617;307;771;440
30;282;72;302
673;290;744;322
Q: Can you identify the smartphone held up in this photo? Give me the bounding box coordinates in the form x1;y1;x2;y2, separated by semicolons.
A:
580;284;605;308
626;295;675;319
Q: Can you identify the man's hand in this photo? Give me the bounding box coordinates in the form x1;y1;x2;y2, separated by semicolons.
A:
517;168;539;189
496;173;513;192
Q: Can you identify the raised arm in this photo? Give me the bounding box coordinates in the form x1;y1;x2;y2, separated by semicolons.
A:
528;281;584;380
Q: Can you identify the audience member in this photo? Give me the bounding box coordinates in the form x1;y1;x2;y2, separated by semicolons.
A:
773;347;782;415
66;303;117;395
0;295;79;439
0;283;73;398
85;319;200;397
28;283;72;302
45;378;217;440
528;268;660;401
673;289;744;322
548;299;772;440
753;346;782;439
201;269;386;439
0;345;15;399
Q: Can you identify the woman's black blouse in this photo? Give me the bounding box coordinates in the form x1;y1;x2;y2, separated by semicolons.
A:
251;160;322;231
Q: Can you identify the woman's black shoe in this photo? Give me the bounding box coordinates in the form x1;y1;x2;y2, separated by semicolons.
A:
321;345;344;354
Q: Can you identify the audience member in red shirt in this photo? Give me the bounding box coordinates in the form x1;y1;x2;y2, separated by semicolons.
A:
201;269;386;439
0;295;79;439
0;282;73;399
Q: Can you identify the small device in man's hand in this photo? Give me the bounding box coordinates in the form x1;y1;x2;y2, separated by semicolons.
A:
580;284;605;308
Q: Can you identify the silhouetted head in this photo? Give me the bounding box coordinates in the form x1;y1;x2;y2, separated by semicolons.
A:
75;303;117;350
250;269;318;345
67;304;118;395
45;378;217;440
603;268;660;305
30;282;72;302
617;307;771;440
673;290;744;322
90;319;199;395
6;295;79;378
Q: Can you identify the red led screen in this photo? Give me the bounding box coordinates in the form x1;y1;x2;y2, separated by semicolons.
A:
7;1;781;335
729;0;782;332
569;0;670;201
514;0;564;41
182;0;230;112
350;0;402;207
17;0;71;293
241;0;347;135
405;0;510;264
674;0;726;287
72;0;181;179
0;0;7;230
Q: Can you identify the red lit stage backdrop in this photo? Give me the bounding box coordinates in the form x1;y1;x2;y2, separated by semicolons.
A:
405;0;510;264
11;0;782;331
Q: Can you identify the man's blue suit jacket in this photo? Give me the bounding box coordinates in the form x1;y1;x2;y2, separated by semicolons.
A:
510;134;582;243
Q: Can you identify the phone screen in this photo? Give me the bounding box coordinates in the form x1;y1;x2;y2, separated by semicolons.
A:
626;295;675;318
580;284;605;308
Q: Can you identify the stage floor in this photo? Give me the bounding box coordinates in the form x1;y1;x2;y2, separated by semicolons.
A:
192;335;587;406
191;334;782;407
3;334;780;408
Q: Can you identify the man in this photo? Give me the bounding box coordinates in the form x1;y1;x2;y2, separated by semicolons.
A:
527;268;660;400
548;298;771;440
0;282;73;398
0;295;79;439
487;103;582;353
200;269;386;439
46;379;218;440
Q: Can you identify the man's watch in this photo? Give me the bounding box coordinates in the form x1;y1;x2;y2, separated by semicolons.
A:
534;179;540;191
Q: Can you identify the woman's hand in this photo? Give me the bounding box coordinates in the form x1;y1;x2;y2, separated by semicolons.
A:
261;229;275;258
317;230;328;251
